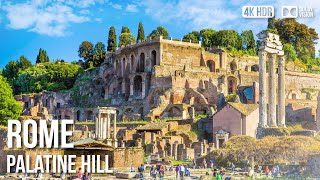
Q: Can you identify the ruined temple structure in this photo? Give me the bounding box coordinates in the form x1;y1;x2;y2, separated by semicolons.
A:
16;36;320;124
257;32;286;128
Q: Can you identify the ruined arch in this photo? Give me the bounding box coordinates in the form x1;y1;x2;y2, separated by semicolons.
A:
133;75;143;97
168;106;182;118
251;64;259;72
207;60;215;72
227;76;237;94
137;53;145;72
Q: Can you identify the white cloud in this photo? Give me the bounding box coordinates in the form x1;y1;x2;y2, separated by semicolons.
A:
141;0;320;52
79;9;90;15
63;0;96;8
95;17;102;23
141;0;237;30
126;4;138;12
110;3;122;10
2;1;90;36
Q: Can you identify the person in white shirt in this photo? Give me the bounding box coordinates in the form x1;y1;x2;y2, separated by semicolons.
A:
179;165;185;178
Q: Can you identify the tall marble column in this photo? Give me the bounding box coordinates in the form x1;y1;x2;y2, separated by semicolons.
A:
278;56;286;127
268;54;277;127
103;115;107;139
95;114;99;139
258;51;267;127
107;114;111;139
113;113;117;147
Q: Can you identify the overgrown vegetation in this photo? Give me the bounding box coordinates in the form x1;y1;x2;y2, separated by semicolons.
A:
2;60;83;95
208;136;320;167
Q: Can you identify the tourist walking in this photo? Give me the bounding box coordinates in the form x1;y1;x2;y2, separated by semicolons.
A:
216;171;223;180
231;162;235;172
159;164;165;180
138;164;145;180
265;166;270;177
175;165;180;179
77;168;82;179
193;159;197;169
210;160;214;169
179;164;185;179
150;165;157;179
202;159;207;169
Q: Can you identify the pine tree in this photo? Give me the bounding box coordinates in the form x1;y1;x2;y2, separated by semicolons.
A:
137;22;145;42
107;26;117;52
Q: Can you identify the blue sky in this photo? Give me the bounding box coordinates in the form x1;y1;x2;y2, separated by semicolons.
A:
0;0;319;69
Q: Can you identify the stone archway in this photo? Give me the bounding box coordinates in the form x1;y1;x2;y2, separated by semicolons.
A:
227;76;237;94
133;75;143;97
207;60;215;72
168;106;182;118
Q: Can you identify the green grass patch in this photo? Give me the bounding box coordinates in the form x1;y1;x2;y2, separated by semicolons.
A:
172;160;192;166
117;121;148;125
75;121;95;125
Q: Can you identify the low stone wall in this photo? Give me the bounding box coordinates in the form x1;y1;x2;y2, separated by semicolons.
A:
113;147;144;169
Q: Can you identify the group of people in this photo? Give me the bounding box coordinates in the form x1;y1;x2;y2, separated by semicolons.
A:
175;164;191;179
76;168;92;180
265;165;280;177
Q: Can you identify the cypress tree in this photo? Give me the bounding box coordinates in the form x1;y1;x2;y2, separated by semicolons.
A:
36;48;49;64
107;26;117;52
121;26;130;34
137;22;145;42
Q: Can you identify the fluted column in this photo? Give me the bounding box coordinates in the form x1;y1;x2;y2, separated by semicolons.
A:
258;51;267;127
278;56;286;127
103;115;107;139
107;114;111;139
113;113;117;147
95;114;99;139
268;54;277;127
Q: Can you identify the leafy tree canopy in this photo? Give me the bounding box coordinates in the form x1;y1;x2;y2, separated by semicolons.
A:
119;33;135;47
148;26;169;39
36;48;50;64
137;22;145;42
0;75;22;125
107;26;117;52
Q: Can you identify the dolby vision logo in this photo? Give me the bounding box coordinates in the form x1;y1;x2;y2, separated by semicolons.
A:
282;6;298;18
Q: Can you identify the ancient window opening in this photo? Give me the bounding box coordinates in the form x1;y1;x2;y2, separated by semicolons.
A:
131;55;134;73
24;102;29;109
139;107;144;119
122;58;126;76
138;53;145;72
86;110;93;121
292;93;297;100
227;76;237;94
57;103;61;108
230;61;237;73
207;60;215;72
45;99;49;107
76;110;81;121
151;50;156;68
251;64;259;72
133;75;143;97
